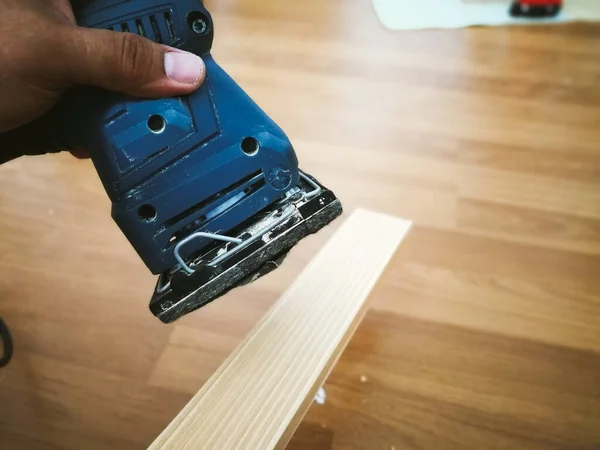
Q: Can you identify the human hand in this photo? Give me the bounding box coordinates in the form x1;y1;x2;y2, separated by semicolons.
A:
0;0;206;163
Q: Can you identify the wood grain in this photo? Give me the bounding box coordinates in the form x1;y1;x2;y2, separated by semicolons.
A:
2;0;600;448
148;210;411;450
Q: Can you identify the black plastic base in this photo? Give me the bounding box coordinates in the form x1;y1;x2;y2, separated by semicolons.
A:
148;172;343;323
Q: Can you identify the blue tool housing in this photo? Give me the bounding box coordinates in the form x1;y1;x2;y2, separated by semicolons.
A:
65;0;300;275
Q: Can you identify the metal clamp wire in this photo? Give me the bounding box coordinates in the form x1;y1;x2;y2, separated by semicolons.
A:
174;232;243;275
171;174;323;277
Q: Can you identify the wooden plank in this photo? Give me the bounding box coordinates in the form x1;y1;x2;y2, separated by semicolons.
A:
148;209;412;450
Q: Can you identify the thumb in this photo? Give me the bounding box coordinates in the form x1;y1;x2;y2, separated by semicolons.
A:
61;27;205;97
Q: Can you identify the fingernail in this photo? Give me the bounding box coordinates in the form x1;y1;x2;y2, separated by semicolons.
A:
164;51;204;84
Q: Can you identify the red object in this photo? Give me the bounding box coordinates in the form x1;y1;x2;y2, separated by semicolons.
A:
510;0;562;17
517;0;561;5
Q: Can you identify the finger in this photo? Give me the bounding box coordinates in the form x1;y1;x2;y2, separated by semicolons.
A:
60;27;205;97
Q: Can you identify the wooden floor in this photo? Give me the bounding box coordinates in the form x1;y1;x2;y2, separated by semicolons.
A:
2;1;600;448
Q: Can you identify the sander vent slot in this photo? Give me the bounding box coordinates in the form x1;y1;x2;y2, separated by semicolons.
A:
163;170;266;247
104;9;178;44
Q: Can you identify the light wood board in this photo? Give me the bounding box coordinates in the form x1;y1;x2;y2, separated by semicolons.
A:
147;209;412;450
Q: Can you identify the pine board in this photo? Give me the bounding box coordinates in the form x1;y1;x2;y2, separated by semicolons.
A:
147;209;412;450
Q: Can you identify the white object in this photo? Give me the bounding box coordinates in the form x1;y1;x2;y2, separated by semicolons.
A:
373;0;600;30
314;387;327;405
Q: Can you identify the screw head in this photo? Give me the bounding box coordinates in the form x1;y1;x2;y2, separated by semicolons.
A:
268;166;293;191
192;18;208;34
